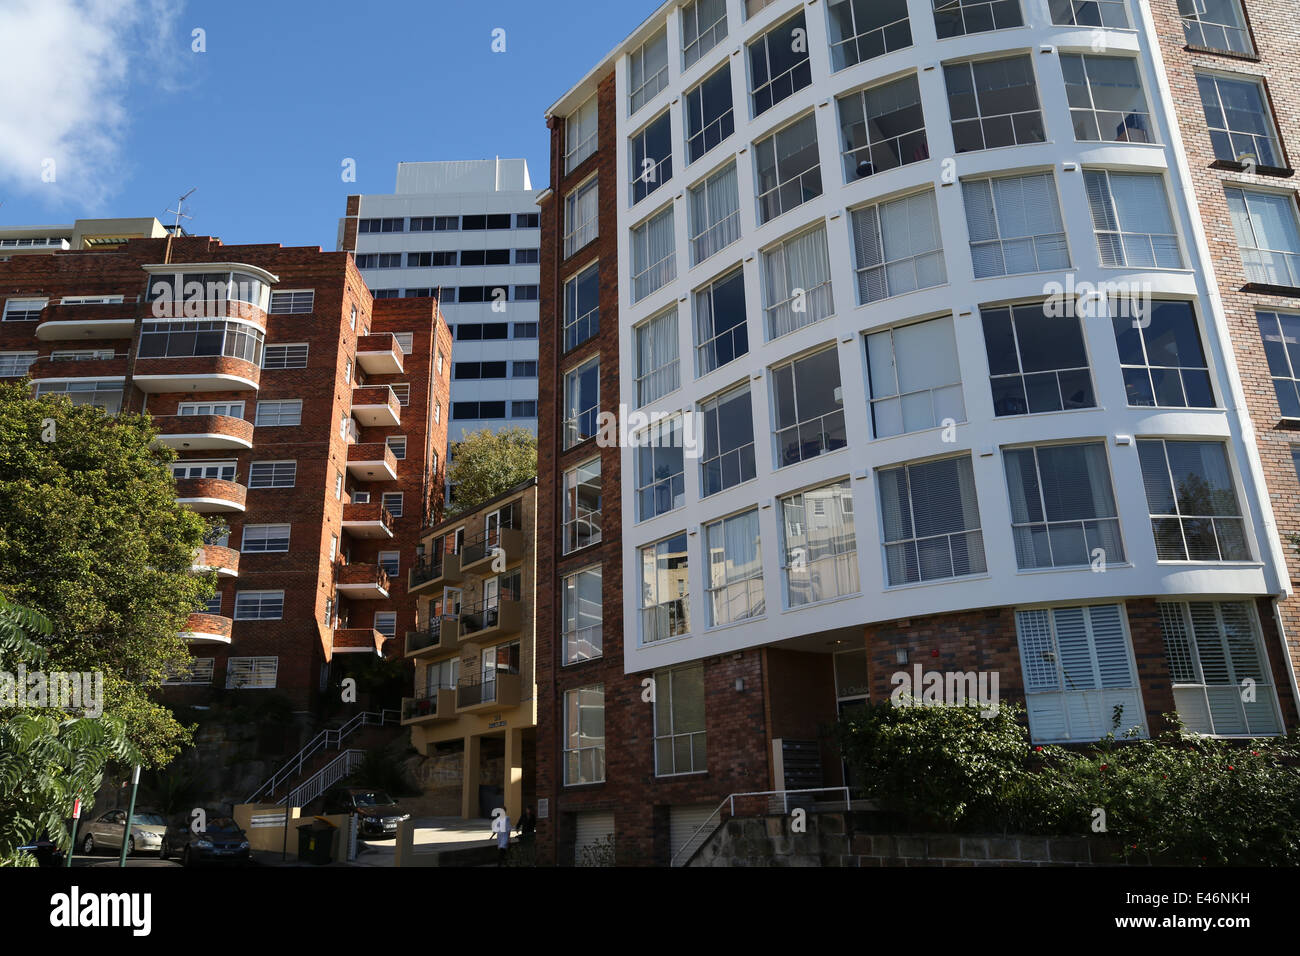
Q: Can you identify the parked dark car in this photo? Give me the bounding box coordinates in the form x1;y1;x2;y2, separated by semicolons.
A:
161;816;251;866
19;830;65;867
322;788;410;837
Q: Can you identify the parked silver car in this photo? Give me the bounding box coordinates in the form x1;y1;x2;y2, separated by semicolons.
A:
80;809;167;856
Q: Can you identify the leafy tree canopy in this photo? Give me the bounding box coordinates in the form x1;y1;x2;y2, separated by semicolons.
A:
446;427;537;515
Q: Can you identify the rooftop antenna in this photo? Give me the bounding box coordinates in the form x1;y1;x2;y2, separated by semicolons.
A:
162;187;195;265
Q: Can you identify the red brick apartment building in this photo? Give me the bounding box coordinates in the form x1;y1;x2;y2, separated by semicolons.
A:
0;228;452;709
533;0;1300;866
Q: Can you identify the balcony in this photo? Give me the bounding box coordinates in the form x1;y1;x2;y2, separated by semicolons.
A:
401;687;456;726
346;442;398;481
350;385;401;427
356;333;404;375
180;612;232;646
336;562;391;599
459;527;525;576
154;414;254;451
35;299;138;340
404;618;455;658
192;544;239;578
456;672;521;714
342;501;395;539
332;627;384;656
133;355;261;393
174;477;247;513
27;353;129;382
408;553;462;594
457;595;522;645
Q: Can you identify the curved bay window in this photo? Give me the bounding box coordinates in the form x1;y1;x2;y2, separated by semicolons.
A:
138;319;265;366
146;270;269;316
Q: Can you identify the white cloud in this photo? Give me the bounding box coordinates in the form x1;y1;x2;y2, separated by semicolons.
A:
0;0;184;210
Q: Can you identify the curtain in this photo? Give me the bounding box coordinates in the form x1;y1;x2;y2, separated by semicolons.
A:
691;164;740;262
634;208;676;301
765;226;832;338
637;308;680;405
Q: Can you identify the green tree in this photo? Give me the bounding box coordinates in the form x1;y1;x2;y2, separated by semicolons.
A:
0;381;214;767
446;427;537;514
0;594;138;865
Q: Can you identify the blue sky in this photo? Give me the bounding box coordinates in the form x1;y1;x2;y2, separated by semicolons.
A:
0;0;652;249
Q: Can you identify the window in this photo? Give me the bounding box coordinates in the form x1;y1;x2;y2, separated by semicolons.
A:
172;460;236;481
694;269;747;376
945;56;1044;153
359;218;404;233
641;533;690;642
565;178;599;258
390;383;410;406
879;455;985;586
689;163;741;265
934;0;1024;38
234;591;284;621
1179;0;1254;55
772;347;846;468
563;459;602;553
512;322;538;339
0;352;36;377
685;65;734;164
1197;73;1280;168
1062;55;1152;144
409;217;435;232
511;361;537;378
1084;170;1183;269
513;285;539;302
1049;0;1129;27
378;551;400;577
566;96;599;174
371;289;400;299
635;308;680;406
225;657;279;690
828;0;912;71
700;385;756;496
433;216;458;231
255;400;302;426
517;213;540;229
381;492;404;518
1114;300;1214;408
748;11;811;116
838;74;928;183
563;567;603;664
164;658;214;685
763;224;834;339
34;380;123;415
355;253;402;269
631;206;677;301
705;509;764;626
780;480;859;606
335;471;343;500
1004;442;1124;569
2;298;46;321
654;664;706;775
964;172;1069;277
263;343;308;369
629;27;670;115
636;416;685;520
374;612;397;639
1138;439;1248;561
745;0;778;17
1226;187;1300;288
1016;604;1145;743
755;113;822;225
1258;311;1300;416
242;524;291;553
631;112;673;205
248;461;297;489
137;320;264;365
386;436;407;459
201;594;222;615
851;190;946;302
564;263;600;351
462;214;512;230
434;401;442;423
269;290;314;314
564;357;599;447
866;316;966;437
511;401;537;418
329;534;338;561
564;685;605;785
982;302;1096;415
682;0;727;69
1158;601;1280;736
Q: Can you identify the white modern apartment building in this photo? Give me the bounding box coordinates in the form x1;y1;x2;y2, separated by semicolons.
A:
341;160;541;445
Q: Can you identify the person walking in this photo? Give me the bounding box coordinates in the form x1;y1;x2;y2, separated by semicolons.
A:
517;807;536;845
491;813;511;866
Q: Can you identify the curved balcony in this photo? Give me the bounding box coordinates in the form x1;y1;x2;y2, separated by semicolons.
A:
351;385;401;427
336;562;391;599
332;627;384;657
357;333;404;374
192;544;240;577
401;687;456;725
35;299;137;340
174;477;247;513
180;612;232;645
27;354;129;382
154;414;254;451
346;442;398;481
408;552;463;594
342;501;395;539
132;356;261;393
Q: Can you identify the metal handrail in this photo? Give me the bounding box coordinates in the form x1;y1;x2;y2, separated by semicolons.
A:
284;749;366;808
669;786;851;867
245;709;399;804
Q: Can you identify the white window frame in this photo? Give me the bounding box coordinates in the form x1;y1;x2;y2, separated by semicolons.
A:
226;656;279;689
653;663;707;776
564;177;599;259
865;315;966;438
563;684;605;786
565;95;599;174
2;298;47;321
268;290;315;314
248;460;297;489
255;399;303;427
563;565;603;665
242;523;291;554
233;591;284;621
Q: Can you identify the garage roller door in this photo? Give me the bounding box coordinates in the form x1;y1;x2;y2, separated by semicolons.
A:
669;804;717;864
574;810;614;866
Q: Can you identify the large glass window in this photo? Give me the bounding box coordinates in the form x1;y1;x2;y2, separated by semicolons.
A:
851;190;946;302
563;357;600;448
879;455;985;585
1226;187;1300;288
755;114;822;225
255;400;303;427
934;0;1024;38
682;0;728;69
963;172;1069;277
641;533;690;643
631;112;673;206
1084;170;1183;269
866;316;965;437
694;268;748;375
763;224;833;339
629;27;670;114
654;664;707;775
1197;73;1281;168
700;384;756;496
982;303;1095;416
705;509;764;626
563;458;602;553
772;347;847;468
565;96;598;173
780;480;859;606
1179;0;1254;55
828;0;912;71
685;65;735;163
1004;442;1125;569
138;320;264;365
1049;0;1129;27
636;416;685;521
33;380;122;415
564;263;599;351
945;55;1044;153
748;11;811;116
564;685;605;785
1138;439;1249;562
838;74;928;183
631;206;677;301
1257;310;1300;417
1113;300;1214;408
636;307;681;406
1062;54;1153;143
563;567;603;664
564;178;599;258
234;590;284;621
242;524;290;554
689;163;741;265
